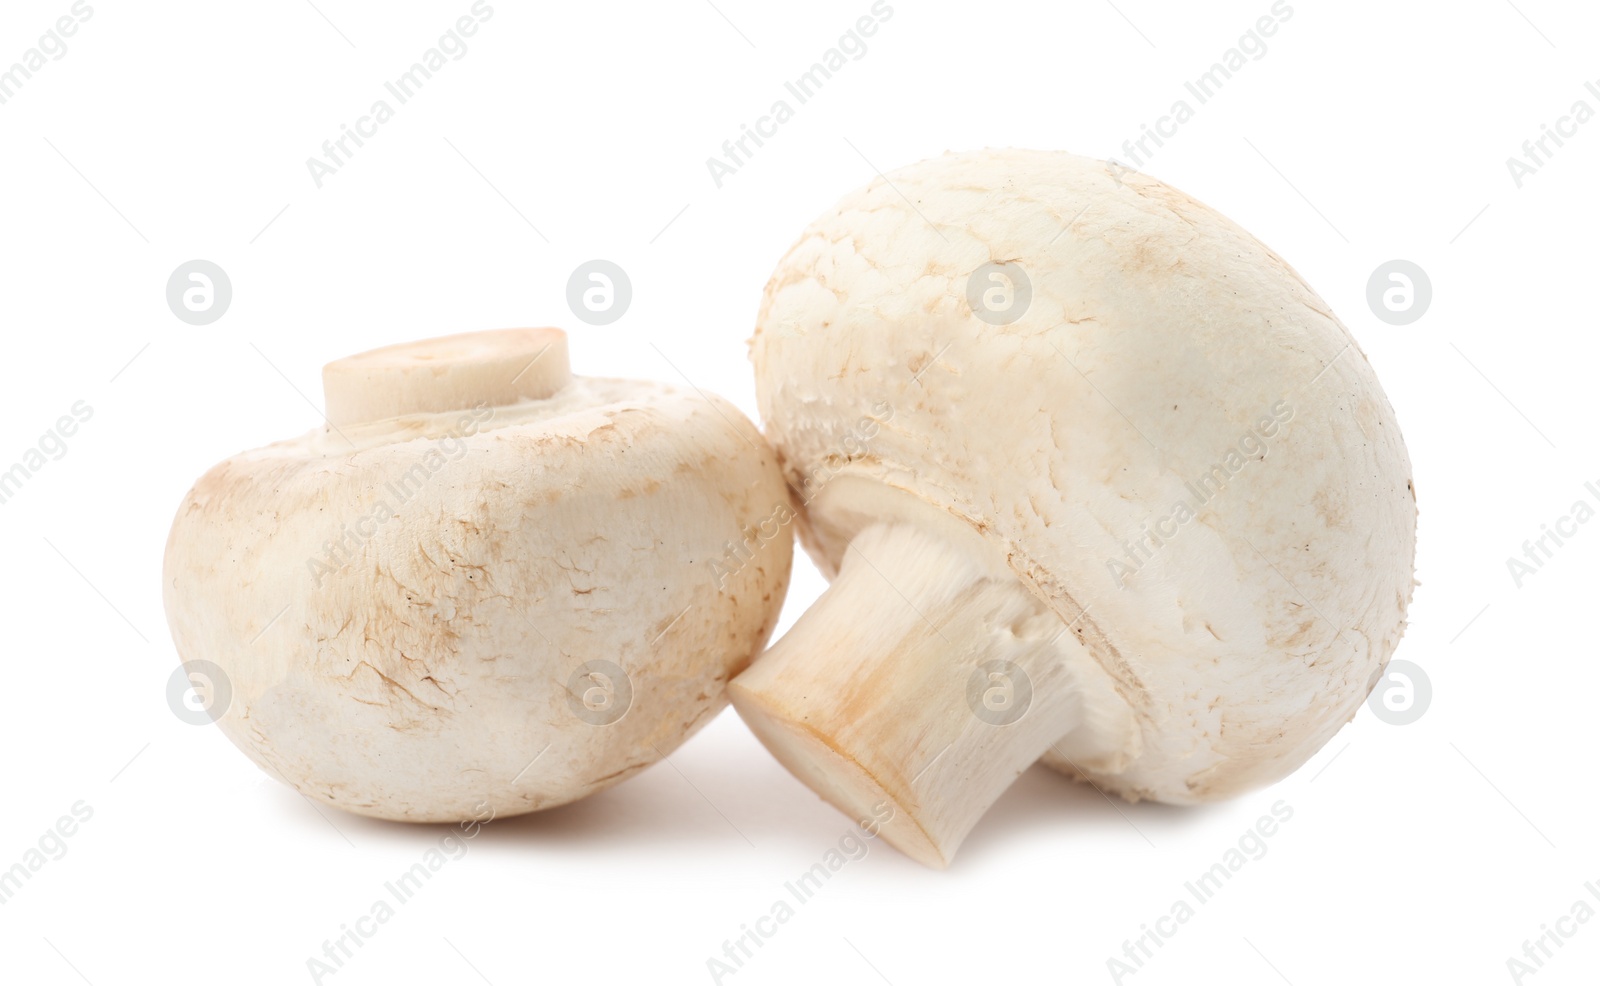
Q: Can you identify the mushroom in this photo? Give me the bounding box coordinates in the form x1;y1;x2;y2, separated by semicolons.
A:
164;328;792;822
730;149;1417;867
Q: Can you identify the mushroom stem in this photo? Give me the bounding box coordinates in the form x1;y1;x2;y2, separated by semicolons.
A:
729;522;1090;867
323;327;572;426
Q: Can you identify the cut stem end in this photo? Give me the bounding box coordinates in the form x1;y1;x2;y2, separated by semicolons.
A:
730;522;1089;867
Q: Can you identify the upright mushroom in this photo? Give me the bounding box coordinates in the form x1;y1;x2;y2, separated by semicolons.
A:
731;149;1417;867
165;328;792;822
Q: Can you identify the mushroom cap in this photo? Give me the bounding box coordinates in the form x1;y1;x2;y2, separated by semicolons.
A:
164;332;792;821
752;149;1416;804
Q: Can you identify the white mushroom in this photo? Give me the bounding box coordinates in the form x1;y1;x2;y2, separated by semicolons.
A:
731;149;1417;867
164;328;792;822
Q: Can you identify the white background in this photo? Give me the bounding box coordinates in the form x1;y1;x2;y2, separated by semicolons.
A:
1;0;1597;983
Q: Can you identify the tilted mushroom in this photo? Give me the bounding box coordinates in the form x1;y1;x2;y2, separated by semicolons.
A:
730;149;1417;867
164;328;792;822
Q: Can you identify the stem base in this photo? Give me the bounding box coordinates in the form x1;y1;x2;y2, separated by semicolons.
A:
730;522;1091;867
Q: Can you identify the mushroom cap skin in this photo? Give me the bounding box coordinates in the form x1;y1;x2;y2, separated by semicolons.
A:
740;149;1415;832
164;329;792;823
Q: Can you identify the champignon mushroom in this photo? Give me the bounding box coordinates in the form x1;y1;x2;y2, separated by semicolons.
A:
730;149;1417;867
164;328;792;822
